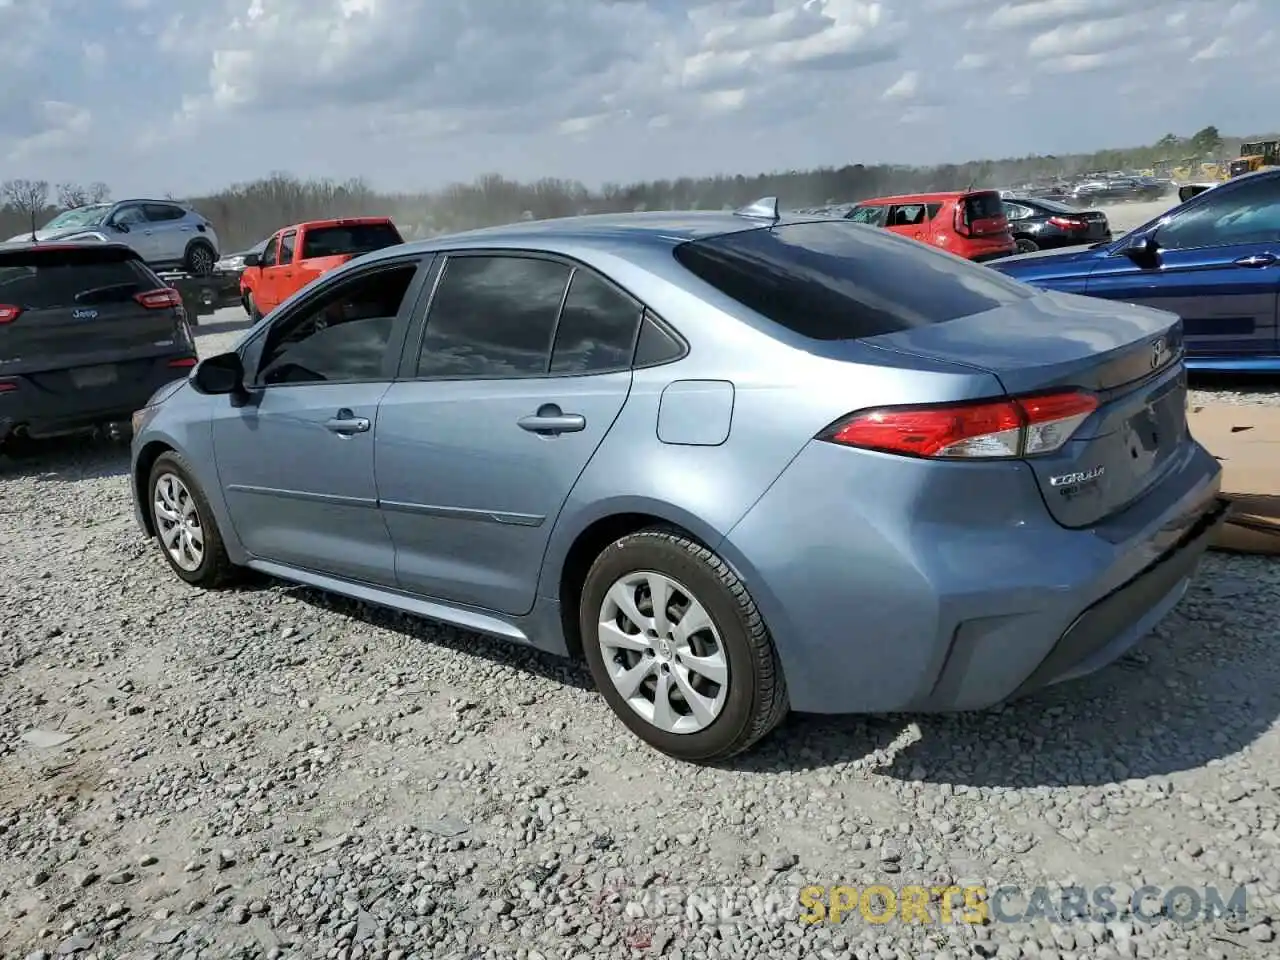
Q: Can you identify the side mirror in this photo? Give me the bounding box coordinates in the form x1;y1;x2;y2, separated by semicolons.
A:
111;221;129;233
1123;234;1160;265
243;253;260;267
192;351;246;398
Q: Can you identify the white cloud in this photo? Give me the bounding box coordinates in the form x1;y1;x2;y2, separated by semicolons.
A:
0;0;1269;194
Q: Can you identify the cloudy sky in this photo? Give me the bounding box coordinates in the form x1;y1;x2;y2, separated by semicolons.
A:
0;0;1273;197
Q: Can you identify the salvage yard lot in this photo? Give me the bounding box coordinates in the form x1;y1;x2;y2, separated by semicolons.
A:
3;211;1280;959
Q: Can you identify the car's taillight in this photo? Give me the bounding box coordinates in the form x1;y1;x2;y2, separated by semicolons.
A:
1048;216;1087;230
0;380;17;392
135;288;182;310
167;357;197;368
953;204;970;237
0;304;21;324
819;389;1099;459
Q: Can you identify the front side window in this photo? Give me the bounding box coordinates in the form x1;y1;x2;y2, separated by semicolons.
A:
416;255;571;378
1154;179;1280;251
261;237;279;267
257;263;418;385
279;231;297;264
112;205;146;226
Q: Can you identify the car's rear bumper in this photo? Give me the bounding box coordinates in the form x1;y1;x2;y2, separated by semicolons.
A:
0;355;196;443
719;435;1225;714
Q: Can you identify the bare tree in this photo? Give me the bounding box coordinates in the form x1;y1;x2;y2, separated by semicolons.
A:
1;178;50;239
56;182;90;209
87;181;111;203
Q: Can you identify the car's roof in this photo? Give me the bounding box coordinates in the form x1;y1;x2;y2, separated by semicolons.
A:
0;240;139;259
274;216;397;235
367;210;826;260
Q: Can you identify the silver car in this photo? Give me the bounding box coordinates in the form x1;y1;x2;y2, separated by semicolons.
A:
10;199;220;275
128;202;1227;763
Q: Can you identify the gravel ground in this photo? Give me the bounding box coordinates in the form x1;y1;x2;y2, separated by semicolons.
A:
3;291;1280;960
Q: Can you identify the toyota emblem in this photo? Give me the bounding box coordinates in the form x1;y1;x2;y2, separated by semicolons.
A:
1150;337;1166;369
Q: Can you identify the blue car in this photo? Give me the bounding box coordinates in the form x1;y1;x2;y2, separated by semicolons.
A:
992;169;1280;372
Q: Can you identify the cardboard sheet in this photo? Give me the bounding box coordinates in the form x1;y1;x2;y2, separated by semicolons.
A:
1188;402;1280;555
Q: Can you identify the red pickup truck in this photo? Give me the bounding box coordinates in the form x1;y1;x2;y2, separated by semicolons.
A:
240;217;404;320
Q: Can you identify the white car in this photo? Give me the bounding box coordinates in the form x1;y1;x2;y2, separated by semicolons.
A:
8;199;221;275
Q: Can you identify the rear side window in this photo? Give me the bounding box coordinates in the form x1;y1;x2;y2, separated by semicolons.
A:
302;223;403;259
143;203;186;222
0;251;153;309
926;203;943;219
672;220;1033;341
962;192;1006;223
549;268;643;375
417;255;571;378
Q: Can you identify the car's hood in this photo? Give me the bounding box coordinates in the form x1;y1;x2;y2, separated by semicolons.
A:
7;227;107;242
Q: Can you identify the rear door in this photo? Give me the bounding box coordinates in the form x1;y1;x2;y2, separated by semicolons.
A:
376;252;639;615
885;203;929;243
1086;174;1280;358
142;203;191;263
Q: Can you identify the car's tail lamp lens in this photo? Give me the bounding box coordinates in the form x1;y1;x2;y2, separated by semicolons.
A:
135;288;182;310
167;357;198;368
0;379;17;393
1048;216;1087;230
0;304;22;324
820;389;1099;459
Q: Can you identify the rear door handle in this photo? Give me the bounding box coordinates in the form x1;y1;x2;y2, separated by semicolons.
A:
1233;253;1276;267
518;407;586;435
325;408;370;435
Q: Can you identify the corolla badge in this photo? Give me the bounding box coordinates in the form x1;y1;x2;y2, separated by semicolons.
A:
1049;466;1105;487
72;308;99;320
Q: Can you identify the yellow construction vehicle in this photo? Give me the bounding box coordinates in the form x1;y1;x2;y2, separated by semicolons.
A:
1151;158;1175;179
1228;141;1280;178
1170;156;1202;182
1200;161;1228;182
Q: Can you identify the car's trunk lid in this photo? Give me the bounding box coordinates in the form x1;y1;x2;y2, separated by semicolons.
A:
863;291;1188;529
0;245;187;376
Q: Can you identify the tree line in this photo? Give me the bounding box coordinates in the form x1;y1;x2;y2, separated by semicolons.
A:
0;125;1268;253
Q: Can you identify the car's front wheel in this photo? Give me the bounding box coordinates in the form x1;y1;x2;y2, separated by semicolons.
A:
147;452;237;588
1015;237;1039;254
580;528;788;763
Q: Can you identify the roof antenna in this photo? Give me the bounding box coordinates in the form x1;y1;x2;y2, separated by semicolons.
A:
733;196;780;223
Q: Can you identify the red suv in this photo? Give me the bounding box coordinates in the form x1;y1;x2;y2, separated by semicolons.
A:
844;190;1015;262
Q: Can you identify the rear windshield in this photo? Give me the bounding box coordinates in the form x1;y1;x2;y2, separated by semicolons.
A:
0;249;153;309
302;223;403;259
672;220;1033;341
962;192;1006;222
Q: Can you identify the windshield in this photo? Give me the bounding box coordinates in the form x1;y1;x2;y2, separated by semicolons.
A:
41;204;111;231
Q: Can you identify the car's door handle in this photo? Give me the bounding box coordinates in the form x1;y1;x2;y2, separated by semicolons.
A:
325;409;370;435
1233;253;1276;268
518;406;586;435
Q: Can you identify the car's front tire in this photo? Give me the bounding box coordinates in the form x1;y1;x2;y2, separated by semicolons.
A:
1015;237;1039;254
147;451;237;588
579;528;788;763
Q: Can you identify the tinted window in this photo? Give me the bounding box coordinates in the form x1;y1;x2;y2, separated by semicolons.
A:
925;203;942;220
261;236;279;267
889;204;926;226
279;231;297;264
549;269;642;374
1003;203;1031;221
0;251;152;309
417;255;571;378
302;223;403;259
112;205;146;226
962;192;1005;222
634;314;684;366
143;203;186;222
1154;178;1280;251
257;264;416;385
673;220;1033;341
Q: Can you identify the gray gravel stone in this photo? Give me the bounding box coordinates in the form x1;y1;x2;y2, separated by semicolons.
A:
0;313;1278;959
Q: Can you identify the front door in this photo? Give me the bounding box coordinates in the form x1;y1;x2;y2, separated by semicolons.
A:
211;258;427;585
1087;175;1280;357
258;230;297;314
110;203;157;260
376;253;641;615
885;203;930;244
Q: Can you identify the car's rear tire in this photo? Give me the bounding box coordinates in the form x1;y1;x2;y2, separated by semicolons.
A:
147;451;238;589
1015;237;1039;254
184;241;216;276
579;528;788;763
